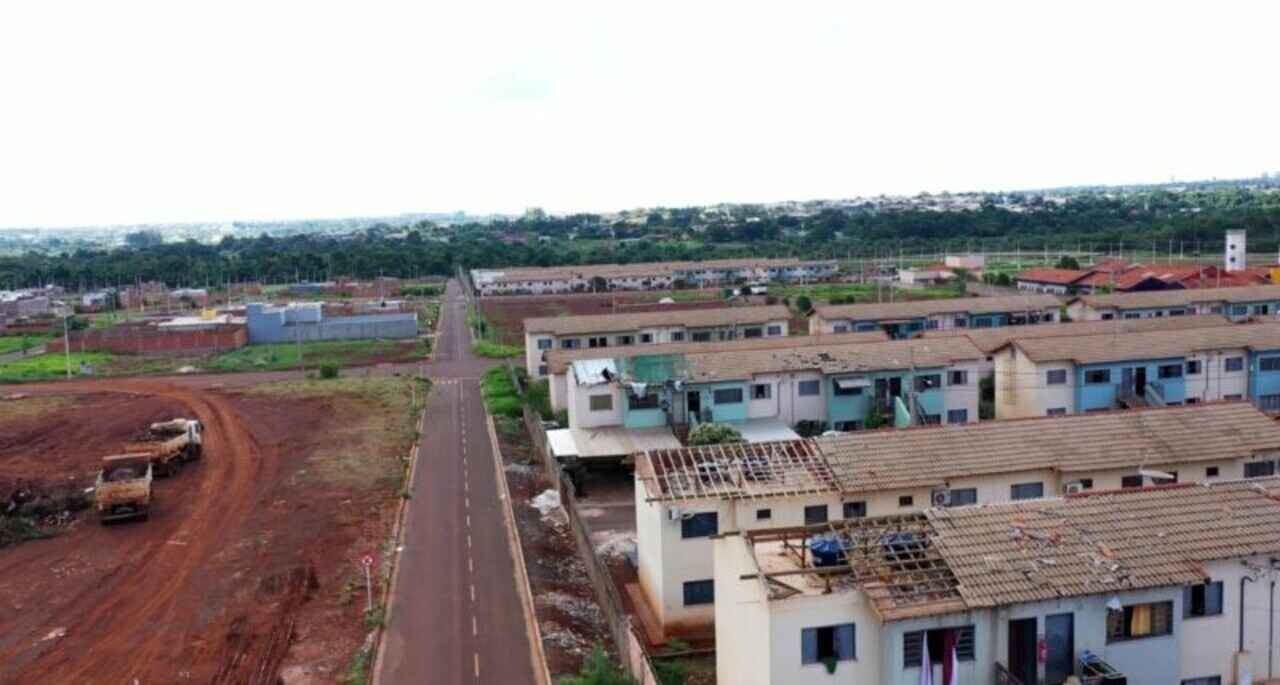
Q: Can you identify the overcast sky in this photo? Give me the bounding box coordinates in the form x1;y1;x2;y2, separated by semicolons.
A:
2;1;1278;229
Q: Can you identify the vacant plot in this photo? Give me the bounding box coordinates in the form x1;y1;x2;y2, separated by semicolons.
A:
0;351;115;383
207;338;424;372
773;282;965;305
0;334;52;356
478;290;725;346
0;376;424;683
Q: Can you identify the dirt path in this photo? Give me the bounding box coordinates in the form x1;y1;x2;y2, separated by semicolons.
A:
0;378;278;683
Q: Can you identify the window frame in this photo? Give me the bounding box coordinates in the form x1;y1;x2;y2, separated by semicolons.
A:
712;387;744;405
842;501;867;519
680;512;719;539
1084;369;1112;385
804;504;829;525
1106;600;1174;643
948;370;968;386
1158;363;1183;379
682;579;715;606
751;383;772;400
1224;357;1245;372
1046;369;1068;385
948;488;978;507
1010;482;1045;501
1183;581;1224;619
914;374;942;393
797;380;822;397
946;408;969;424
588;394;614;412
627;392;661;411
801;623;856;665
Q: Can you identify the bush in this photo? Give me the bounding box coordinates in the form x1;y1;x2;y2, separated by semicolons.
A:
795;295;813;314
480;367;523;418
688;422;743;446
0;517;55;549
319;363;340;379
525;378;554;420
472;340;523;359
559;646;635;685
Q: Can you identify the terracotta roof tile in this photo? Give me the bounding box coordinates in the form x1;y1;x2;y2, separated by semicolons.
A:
524;304;790;335
1006;321;1280;364
923;314;1232;353
814;294;1062;322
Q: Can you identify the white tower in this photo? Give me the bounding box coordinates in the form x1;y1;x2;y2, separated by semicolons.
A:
1225;229;1247;272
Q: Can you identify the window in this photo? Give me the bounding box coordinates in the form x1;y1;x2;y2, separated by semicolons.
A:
1225;357;1245;372
947;409;969;424
640;333;653;344
903;627;975;667
949;488;977;506
948;370;968;386
1186;360;1202;375
926;319;940;330
1123;312;1141;320
713;388;743;405
1170;308;1186;317
1245;461;1276;478
1010;482;1045;500
833;420;862;431
1206;466;1219;478
1233;305;1250;316
801;624;856;665
804;505;828;525
833;380;863;396
670;331;685;342
682;580;714;606
560;338;580;349
953;317;968;328
1186;397;1199;405
798;380;821;397
588;394;613;412
690;331;712;342
743;327;763;339
1085;369;1112;384
898;495;914;507
628;393;660;411
680;512;718;538
752;384;772;400
914;374;942;392
1184;581;1224;618
842;501;866;519
766;325;783;336
1256;304;1271;316
589;336;610;348
1078;478;1094;490
1046;407;1067;416
1107;601;1174;642
719;330;737;341
538;365;548;376
1262;358;1280;372
1158;364;1183;379
1261;395;1280;413
756;508;772;521
1101;313;1115;320
1121;475;1144;489
1225;394;1243;401
617;335;634;346
833;325;850;333
1046;369;1068;385
1181;678;1222;685
536;338;553;350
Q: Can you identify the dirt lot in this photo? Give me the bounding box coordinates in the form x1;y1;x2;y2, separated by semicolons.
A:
0;377;419;683
479;291;726;346
495;416;611;677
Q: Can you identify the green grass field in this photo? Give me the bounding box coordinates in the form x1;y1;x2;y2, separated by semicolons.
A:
0;352;115;383
207;339;412;372
0;334;53;356
479;366;523;418
772;282;965;305
471;339;523;359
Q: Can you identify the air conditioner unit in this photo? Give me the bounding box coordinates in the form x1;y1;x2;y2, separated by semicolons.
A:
1063;481;1085;495
667;508;681;522
931;489;951;508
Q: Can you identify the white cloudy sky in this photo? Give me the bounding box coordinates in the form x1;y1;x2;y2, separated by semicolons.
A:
1;1;1278;228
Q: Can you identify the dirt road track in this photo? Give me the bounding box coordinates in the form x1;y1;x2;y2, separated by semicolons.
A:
0;378;277;683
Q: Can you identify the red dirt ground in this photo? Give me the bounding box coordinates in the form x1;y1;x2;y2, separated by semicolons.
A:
479;290;727;345
0;381;404;684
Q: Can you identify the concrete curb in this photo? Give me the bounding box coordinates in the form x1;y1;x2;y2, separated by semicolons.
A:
370;390;430;685
485;410;554;685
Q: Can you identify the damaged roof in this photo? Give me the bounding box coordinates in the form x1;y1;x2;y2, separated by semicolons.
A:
524;304;790;336
813;293;1062;322
1003;321;1280;364
681;336;984;382
1070;284;1280;310
923;314;1233;354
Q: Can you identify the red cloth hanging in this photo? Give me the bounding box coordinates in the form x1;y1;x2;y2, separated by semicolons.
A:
942;628;958;685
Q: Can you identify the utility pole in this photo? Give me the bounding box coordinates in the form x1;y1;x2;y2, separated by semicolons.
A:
62;314;72;379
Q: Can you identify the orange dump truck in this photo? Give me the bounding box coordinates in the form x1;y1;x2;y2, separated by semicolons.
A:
95;454;153;523
122;419;203;477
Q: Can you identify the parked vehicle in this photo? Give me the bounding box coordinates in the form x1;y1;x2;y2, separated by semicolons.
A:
95;455;153;523
123;419;202;477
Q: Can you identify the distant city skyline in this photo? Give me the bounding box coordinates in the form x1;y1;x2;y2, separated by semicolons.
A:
2;2;1279;229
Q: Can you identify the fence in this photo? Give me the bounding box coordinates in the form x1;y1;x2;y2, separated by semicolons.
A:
520;404;661;684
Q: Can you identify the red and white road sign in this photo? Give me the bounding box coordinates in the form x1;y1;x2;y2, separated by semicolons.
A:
361;554;374;568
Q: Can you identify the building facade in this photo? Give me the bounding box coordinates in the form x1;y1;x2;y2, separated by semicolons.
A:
245;302;417;344
809;294;1062;339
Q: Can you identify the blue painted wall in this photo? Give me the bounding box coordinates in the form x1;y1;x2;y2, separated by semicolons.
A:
1249;351;1280;403
692;382;750;423
1073;358;1187;411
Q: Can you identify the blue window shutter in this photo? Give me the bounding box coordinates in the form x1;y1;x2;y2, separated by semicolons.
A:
801;628;818;664
836;624;856;660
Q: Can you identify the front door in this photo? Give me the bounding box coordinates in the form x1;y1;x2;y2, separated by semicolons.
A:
687;391;702;421
1134;366;1147;394
889;376;903;399
1008;618;1037;685
1045;613;1075;684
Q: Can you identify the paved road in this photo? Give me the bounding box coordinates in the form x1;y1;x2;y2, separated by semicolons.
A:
376;281;538;685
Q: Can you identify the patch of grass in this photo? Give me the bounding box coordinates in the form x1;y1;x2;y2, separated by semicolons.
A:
0;352;115;383
363;603;386;630
342;648;371;685
0;334;53;355
207;339;407;372
472;339;523;359
0;395;76;420
0;517;57;549
480;366;523;418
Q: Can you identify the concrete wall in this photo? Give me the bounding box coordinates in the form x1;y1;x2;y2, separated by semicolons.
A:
566;373;624;429
246;304;416;344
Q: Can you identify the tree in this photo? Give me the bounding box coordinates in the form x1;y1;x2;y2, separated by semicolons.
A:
1055;255;1081;270
688;423;744;446
559;647;635;685
795;295;813;314
589;276;609;292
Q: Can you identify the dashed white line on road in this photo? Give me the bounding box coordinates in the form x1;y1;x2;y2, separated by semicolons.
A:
466;514;471;528
467;534;472;548
472;615;478;636
468;556;473;573
470;584;476;602
464;497;470;509
474;652;480;679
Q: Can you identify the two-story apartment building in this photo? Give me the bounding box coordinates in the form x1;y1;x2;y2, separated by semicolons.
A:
713;479;1280;685
809;293;1062;339
544;330;890;412
993;322;1280;418
524;305;791;378
1066;284;1280;322
562;336;985;443
633;402;1280;641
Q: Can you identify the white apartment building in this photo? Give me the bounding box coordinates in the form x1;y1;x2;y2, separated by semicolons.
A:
524;305;791;378
1066;284;1280;322
472;258;838;296
809;293;1062;339
713;479;1280;685
632;402;1280;641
